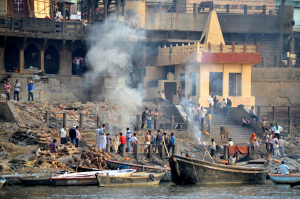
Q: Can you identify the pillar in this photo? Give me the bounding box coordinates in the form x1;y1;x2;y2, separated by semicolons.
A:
137;115;140;131
135;144;139;159
262;57;265;68
106;143;110;152
226;4;229;14
0;47;5;74
273;106;276;121
148;144;153;158
80;113;83;128
63;113;67;126
19;48;24;74
104;0;108;21
45;111;50;123
62;3;66;20
288;106;292;135
122;144;126;158
117;0;121;19
97;114;101;128
59;45;72;75
244;5;247;14
39;49;45;72
224;145;228;161
160;144;165;160
223;64;229;97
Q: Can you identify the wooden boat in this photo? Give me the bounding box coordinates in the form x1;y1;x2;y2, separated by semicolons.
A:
269;173;300;187
169;155;269;185
0;179;5;190
1;172;60;185
96;172;165;187
20;175;53;186
51;169;136;186
106;160;172;182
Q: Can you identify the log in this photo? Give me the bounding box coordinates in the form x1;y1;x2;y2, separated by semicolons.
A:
79;160;83;167
102;151;111;160
85;159;91;164
67;151;78;155
18;125;30;129
39;138;47;141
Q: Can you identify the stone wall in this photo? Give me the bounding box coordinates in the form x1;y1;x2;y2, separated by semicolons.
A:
251;68;300;106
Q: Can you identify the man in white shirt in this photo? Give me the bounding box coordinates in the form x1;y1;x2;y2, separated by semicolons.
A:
60;125;67;144
272;122;283;139
14;79;21;101
207;95;214;113
276;161;292;175
228;138;234;146
199;106;207;131
278;136;287;157
264;131;270;154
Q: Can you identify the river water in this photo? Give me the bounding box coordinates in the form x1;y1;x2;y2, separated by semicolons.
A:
1;181;300;199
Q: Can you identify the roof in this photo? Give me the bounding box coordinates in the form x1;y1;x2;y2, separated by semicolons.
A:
199;10;225;45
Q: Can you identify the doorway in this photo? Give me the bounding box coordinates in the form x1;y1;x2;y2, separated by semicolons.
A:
164;82;177;105
229;73;241;96
209;72;223;96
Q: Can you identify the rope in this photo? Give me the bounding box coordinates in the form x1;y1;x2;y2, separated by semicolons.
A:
5;179;19;188
164;171;172;183
190;157;200;184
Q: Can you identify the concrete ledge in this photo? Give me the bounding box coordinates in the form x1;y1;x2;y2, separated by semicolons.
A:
0;102;18;122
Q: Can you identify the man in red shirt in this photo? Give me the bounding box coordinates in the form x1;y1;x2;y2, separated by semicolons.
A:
5;80;11;100
118;133;126;153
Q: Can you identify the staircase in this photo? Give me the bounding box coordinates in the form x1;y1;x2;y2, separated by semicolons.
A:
208;113;258;145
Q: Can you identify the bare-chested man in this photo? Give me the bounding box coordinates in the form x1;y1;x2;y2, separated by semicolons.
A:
144;130;151;155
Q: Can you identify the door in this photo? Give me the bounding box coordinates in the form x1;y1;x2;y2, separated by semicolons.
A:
229;73;241;96
164;82;176;105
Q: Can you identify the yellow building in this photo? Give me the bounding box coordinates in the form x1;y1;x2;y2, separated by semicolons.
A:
145;10;260;107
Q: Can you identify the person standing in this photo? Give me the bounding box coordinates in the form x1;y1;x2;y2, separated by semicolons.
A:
224;97;232;115
273;140;280;158
73;56;81;75
112;134;119;153
270;136;278;156
106;133;112;151
162;90;169;105
27;80;34;102
168;133;175;154
211;138;216;157
118;133;126;153
60;125;67;144
272;122;282;139
69;126;77;145
141;108;148;129
199;106;207;131
249;133;257;155
147;109;152;129
4;80;11;100
260;117;268;133
278;136;287;157
48;139;57;154
131;133;138;152
213;95;219;114
126;128;132;152
207;112;211;133
264;131;270;154
193;105;199;123
177;87;183;105
99;124;107;150
155;130;162;153
14;79;21;101
75;126;81;148
144;131;151;155
207;95;214;113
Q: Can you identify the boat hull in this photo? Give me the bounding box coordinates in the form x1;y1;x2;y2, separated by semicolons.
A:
269;174;300;184
96;173;164;187
20;176;52;185
170;155;269;184
51;177;97;186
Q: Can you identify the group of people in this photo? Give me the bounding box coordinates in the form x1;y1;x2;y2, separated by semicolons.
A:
140;108;160;129
158;90;169;105
48;125;82;154
143;130;175;155
72;57;87;75
186;104;211;132
4;79;34;102
207;95;232;115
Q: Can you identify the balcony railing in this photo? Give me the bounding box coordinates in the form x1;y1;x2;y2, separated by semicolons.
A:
158;42;259;56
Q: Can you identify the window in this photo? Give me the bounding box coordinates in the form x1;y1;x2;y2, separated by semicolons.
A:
14;0;25;13
180;73;185;97
209;72;223;96
229;73;241;96
191;72;196;96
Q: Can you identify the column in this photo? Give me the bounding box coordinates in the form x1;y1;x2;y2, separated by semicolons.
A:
223;64;229;97
62;3;66;20
59;45;72;75
39;49;45;72
0;47;5;74
19;48;24;74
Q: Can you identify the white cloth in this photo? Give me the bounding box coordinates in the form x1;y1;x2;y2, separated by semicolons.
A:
76;59;80;65
60;128;66;138
228;141;234;146
220;100;227;108
132;136;137;143
147;112;152;120
14;82;21;91
96;128;101;144
277;164;290;175
265;134;269;143
99;135;107;150
278;139;286;147
199;109;207;118
272;126;283;134
270;138;278;144
207;97;214;106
